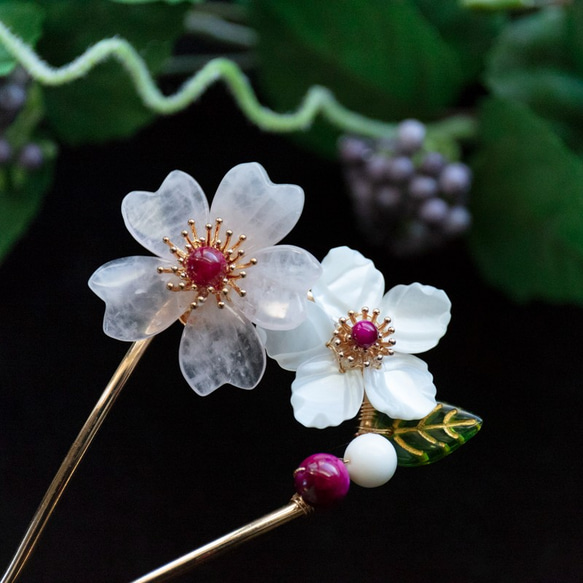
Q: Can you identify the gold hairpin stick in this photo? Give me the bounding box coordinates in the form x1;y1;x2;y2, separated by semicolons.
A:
130;494;313;583
130;452;351;583
1;338;153;583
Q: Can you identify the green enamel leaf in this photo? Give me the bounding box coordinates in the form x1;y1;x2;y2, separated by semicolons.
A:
250;0;464;156
37;0;187;144
366;403;482;467
0;1;44;76
468;98;583;304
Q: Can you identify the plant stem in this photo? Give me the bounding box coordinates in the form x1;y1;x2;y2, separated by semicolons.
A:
160;53;256;76
184;11;257;48
0;21;394;138
1;338;153;583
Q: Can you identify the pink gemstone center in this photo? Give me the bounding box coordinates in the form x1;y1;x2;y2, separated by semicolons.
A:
185;246;228;288
351;320;379;349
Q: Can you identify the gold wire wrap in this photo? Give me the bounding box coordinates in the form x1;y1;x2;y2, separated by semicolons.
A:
1;338;154;583
355;394;393;437
130;494;314;583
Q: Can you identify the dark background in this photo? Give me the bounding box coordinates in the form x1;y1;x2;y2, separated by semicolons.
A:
1;84;581;583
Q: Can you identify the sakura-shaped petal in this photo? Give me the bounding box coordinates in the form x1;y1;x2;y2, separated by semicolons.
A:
311;247;385;319
259;301;331;371
364;353;436;420
231;245;322;330
179;303;266;396
89;256;192;340
209;163;304;254
122;171;210;259
291;353;364;428
382;283;451;354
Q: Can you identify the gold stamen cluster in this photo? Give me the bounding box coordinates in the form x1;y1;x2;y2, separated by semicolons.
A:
157;217;257;310
327;306;396;373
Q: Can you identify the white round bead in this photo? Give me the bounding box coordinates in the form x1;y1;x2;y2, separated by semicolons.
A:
344;433;398;488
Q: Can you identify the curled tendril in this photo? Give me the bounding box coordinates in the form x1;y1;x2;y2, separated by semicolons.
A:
0;19;395;138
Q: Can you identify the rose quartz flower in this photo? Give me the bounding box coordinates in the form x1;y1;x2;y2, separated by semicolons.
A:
89;163;321;396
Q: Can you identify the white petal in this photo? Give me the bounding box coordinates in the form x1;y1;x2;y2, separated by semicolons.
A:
209;163;304;254
291;353;364;428
179;303;266;396
231;245;322;330
259;302;332;371
364;353;436;420
311;246;385;319
88;256;192;340
381;283;451;354
122;170;210;259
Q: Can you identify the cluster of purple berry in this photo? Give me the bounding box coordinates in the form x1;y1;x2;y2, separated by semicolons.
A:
0;67;44;171
339;119;472;256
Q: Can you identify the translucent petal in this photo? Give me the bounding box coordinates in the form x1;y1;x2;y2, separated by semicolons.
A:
209;163;304;254
258;302;332;371
179;303;266;396
364;353;436;420
88;256;192;340
122;170;210;259
231;245;322;330
291;353;364;428
311;246;385;319
381;283;451;354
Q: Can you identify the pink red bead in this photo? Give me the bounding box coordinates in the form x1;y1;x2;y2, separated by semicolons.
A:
185;246;228;288
294;453;350;507
351;320;378;349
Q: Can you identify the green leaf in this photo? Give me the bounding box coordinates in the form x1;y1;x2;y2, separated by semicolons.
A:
250;0;464;156
485;7;583;153
0;159;55;264
566;0;583;76
0;82;57;263
468;98;583;304
108;0;201;4
37;0;188;144
0;1;44;76
364;403;482;467
414;0;506;82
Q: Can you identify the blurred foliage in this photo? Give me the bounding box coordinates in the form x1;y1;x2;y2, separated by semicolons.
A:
469;97;583;303
250;0;503;156
0;0;582;306
0;2;44;76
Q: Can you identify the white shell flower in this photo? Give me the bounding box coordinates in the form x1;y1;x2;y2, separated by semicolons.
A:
260;246;451;429
89;163;321;396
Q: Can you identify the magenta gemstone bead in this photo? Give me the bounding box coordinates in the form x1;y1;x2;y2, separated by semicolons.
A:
351;320;378;349
185;246;228;287
294;453;350;507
